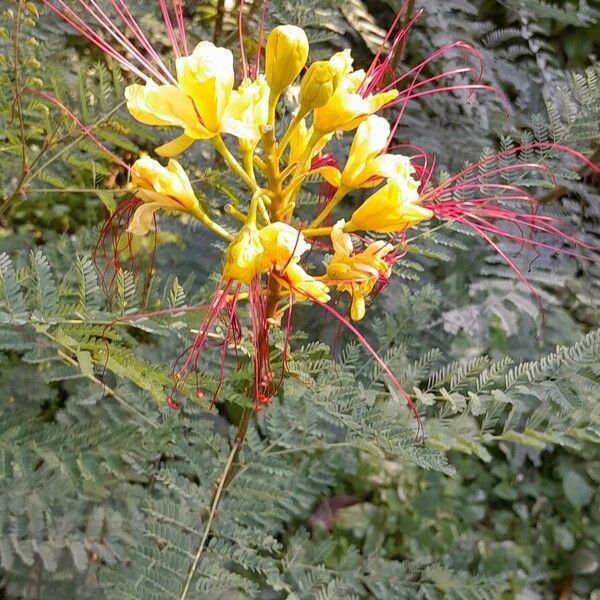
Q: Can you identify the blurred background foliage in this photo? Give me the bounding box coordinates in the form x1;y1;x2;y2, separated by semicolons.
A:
0;0;600;598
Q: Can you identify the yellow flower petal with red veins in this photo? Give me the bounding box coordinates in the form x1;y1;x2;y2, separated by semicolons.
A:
313;69;398;134
176;41;234;135
222;222;264;283
128;157;200;236
125;82;209;139
346;158;432;233
155;134;195;158
282;263;330;303
223;76;270;146
259;222;311;270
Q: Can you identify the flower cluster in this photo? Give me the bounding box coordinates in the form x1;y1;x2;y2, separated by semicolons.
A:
123;26;432;321
43;0;599;415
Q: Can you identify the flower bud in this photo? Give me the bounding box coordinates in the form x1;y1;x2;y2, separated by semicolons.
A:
265;25;309;98
222;222;264;283
298;61;338;113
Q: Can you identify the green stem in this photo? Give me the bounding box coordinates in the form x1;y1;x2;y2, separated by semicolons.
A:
277;111;307;158
301;226;333;237
309;186;348;228
212;136;258;192
191;206;234;241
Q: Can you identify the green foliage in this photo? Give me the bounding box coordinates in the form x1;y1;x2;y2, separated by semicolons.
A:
0;236;599;597
0;0;599;598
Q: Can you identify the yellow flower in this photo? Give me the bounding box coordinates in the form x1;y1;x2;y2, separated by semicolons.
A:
222;221;264;283
126;42;260;154
259;222;311;270
346;158;432;233
321;115;399;189
313;68;398;134
224;75;270;148
256;222;328;302
325;220;393;320
128;157;201;236
265;25;309;98
280;262;330;303
176;41;235;135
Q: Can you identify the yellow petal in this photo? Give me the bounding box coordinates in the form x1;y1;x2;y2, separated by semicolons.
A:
156;134;195;157
313;68;398;134
284;263;330;303
324;221;393;319
125;82;209;138
222;222;264;283
350;292;366;321
330;220;353;256
347;168;431;233
341;115;390;188
125;83;172;126
127;202;161;236
176;41;234;134
131;156;200;215
319;166;342;187
223;76;270;142
259;222;311;270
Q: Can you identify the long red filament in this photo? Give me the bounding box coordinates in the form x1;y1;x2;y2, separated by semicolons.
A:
173;0;188;56
30;89;129;169
253;0;269;78
282;278;423;436
158;0;181;58
238;0;248;79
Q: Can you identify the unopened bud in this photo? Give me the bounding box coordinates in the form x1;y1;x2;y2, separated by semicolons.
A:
298;61;337;113
265;25;309;98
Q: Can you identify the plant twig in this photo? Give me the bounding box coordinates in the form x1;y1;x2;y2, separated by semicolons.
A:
1;0;28;220
36;327;158;429
178;423;244;600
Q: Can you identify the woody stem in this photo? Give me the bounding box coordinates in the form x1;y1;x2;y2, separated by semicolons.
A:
180;133;289;593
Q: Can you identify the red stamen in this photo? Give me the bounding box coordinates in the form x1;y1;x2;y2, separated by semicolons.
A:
28;89;129;170
238;0;248;78
284;279;424;438
158;0;182;58
108;0;177;82
172;0;188;55
252;0;269;78
41;0;152;82
166;396;180;410
210;283;241;408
